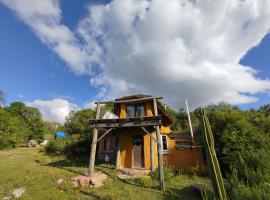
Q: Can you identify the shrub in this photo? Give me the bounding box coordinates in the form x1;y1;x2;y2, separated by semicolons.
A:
63;136;91;158
135;175;154;188
150;165;174;182
178;166;208;177
45;138;72;155
0;136;9;150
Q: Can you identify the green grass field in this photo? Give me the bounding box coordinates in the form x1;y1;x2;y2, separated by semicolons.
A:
0;148;211;200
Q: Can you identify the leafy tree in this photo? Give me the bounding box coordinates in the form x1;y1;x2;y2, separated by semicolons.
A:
9;102;45;142
64;109;95;138
0;108;30;148
201;104;270;199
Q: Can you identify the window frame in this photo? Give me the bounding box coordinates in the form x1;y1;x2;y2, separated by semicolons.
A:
161;134;169;154
126;104;146;118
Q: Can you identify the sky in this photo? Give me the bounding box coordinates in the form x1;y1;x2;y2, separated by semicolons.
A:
0;0;270;123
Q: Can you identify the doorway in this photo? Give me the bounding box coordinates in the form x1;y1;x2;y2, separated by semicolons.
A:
132;135;144;168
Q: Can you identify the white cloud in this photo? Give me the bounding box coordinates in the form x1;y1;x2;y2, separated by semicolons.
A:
17;94;24;98
79;0;270;108
83;101;97;109
0;0;91;75
2;0;270;109
28;98;79;124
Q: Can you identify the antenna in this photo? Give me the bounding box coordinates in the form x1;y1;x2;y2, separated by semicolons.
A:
185;100;194;139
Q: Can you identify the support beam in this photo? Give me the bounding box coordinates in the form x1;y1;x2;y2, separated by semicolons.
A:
115;133;124;169
150;132;155;172
91;128;113;146
88;103;101;176
153;98;165;192
140;126;159;172
141;127;161;146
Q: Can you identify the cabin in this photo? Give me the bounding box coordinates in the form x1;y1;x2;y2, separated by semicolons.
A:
89;94;204;173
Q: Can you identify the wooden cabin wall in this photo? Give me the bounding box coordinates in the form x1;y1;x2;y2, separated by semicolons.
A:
116;101;205;169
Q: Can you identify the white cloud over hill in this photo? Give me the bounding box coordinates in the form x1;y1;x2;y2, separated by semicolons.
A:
2;0;270;121
28;98;79;124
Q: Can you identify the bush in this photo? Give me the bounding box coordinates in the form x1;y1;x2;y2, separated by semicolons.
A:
230;182;270;200
150;165;174;182
135;175;155;188
178;166;208;177
44;136;91;159
0;136;9;150
63;136;91;158
45;138;72;155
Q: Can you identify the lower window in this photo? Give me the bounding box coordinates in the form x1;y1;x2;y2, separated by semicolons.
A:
161;135;169;152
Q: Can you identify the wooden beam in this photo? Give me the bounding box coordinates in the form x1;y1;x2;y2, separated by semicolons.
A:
90;119;161;128
140;127;161;146
88;103;101;176
91;128;113;146
150;132;155;172
153;98;165;192
115;133;124;170
94;96;163;104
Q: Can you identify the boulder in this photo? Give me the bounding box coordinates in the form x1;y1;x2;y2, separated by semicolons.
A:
71;172;108;188
12;187;25;198
190;184;204;195
57;179;64;184
90;172;108;187
27;140;38;147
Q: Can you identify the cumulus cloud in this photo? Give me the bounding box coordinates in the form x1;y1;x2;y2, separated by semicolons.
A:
0;0;95;75
79;0;270;108
28;98;79;124
2;0;270;110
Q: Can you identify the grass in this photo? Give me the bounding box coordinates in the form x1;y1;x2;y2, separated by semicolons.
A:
0;148;211;200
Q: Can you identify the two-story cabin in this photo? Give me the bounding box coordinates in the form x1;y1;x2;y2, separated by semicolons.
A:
90;94;204;171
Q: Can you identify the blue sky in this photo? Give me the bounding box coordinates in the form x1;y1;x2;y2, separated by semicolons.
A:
0;0;270;123
0;0;98;106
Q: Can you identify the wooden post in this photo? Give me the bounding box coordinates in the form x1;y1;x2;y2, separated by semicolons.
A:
153;98;165;191
150;132;155;172
116;133;123;169
88;103;101;176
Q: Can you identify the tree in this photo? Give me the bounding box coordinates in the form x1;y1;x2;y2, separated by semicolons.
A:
0;108;30;148
64;109;95;138
8;102;45;142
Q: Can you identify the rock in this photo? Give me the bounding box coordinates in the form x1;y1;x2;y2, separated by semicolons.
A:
12;187;25;198
78;176;91;187
72;180;79;187
57;179;63;184
89;172;108;188
70;172;108;188
190;184;204;195
27;140;38;147
71;175;91;187
2;196;11;200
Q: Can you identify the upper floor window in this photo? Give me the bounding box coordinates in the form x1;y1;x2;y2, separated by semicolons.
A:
126;104;145;117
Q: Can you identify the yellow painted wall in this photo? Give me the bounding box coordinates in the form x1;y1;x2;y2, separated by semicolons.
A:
117;102;204;169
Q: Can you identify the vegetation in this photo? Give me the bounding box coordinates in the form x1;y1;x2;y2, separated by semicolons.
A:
64;109;95;139
0;147;210;200
1;97;270;199
0;102;47;149
169;102;270;199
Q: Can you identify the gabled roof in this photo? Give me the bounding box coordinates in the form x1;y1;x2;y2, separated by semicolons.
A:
115;94;173;126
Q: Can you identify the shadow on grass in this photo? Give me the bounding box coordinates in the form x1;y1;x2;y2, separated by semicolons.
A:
80;190;104;199
44;156;89;175
43;155;201;199
164;186;201;200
